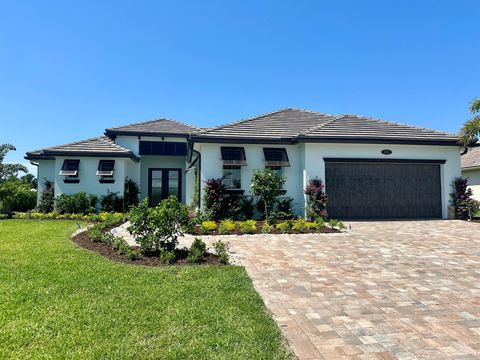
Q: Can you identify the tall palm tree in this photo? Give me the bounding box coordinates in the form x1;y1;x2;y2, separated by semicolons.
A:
0;143;28;181
459;97;480;146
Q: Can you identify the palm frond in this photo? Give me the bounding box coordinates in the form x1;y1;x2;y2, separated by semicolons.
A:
458;114;480;146
469;97;480;114
0;143;16;162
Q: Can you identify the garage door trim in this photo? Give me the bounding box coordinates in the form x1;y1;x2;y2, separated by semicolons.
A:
324;158;446;164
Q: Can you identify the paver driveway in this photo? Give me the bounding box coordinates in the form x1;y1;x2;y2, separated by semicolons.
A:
228;220;480;359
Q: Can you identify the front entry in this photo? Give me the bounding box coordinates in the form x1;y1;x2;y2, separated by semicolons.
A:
148;168;182;205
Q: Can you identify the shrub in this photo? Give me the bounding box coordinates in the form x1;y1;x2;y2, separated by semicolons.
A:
222;193;243;220
240;195;255;220
450;177;480;220
291;219;307;233
128;196;189;253
112;236;130;255
187;238;207;263
159;250;176;264
126;248;140;260
100;232;115;245
203;178;225;221
100;192;124;212
36;180;55;213
124;178;140;209
99;212;126;227
304;179;328;220
218;219;236;234
55;192;98;214
0;180;37;216
87;223;105;242
251;168;285;219
276;221;291;233
262;222;273;234
315;217;325;230
275;197;294;220
201;220;217;234
238;220;256;234
305;221;317;230
328;219;346;230
213;240;229;264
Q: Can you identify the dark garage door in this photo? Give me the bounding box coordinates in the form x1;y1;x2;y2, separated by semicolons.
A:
325;160;442;219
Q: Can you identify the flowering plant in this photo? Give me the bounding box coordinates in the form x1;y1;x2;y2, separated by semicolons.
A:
450;177;479;220
304;179;328;220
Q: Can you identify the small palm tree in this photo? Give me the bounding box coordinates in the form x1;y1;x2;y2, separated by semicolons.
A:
459;98;480;146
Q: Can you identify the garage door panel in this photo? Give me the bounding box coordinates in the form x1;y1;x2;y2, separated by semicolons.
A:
325;162;442;219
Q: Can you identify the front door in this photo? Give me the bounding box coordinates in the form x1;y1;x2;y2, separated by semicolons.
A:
148;168;182;205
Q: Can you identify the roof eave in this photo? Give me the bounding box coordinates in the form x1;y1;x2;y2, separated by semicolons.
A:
26;150;138;161
24;154;54;161
461;165;480;171
296;136;460;146
189;135;294;145
105;129;192;138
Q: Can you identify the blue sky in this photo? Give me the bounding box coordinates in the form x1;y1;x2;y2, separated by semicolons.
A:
1;0;479;174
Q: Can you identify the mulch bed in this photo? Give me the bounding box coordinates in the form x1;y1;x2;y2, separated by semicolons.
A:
72;230;222;267
191;220;340;236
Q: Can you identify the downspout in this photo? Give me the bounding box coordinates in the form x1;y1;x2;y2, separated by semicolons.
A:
185;141;202;209
192;148;201;209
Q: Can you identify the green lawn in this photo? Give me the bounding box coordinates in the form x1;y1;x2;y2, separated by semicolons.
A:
0;220;290;359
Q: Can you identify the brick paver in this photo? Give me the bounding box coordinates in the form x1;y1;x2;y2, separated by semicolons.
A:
228;220;480;359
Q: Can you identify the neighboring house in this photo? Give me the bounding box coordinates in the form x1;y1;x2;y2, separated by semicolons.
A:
461;146;480;200
26;108;461;219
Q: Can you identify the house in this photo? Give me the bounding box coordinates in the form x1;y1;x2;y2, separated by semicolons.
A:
25;108;461;219
461;146;480;200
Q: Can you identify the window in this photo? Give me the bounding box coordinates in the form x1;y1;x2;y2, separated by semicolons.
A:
221;147;247;166
223;165;241;189
59;160;80;176
266;165;286;190
263;148;290;167
267;166;284;178
97;160;115;183
96;160;115;177
139;141;187;156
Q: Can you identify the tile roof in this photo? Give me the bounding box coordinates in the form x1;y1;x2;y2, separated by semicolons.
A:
105;118;198;137
195;108;334;140
193;108;459;144
300;113;458;141
25;136;135;160
25;108;460;160
461;146;480;170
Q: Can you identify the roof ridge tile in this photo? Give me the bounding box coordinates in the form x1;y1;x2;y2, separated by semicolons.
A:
106;117;199;132
301;115;343;135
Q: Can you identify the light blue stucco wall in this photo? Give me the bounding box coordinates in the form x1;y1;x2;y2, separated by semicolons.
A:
54;156;133;200
197;142;461;219
462;168;480;201
197;142;305;216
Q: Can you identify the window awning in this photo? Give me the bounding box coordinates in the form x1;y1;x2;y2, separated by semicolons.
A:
264;148;290;167
221;147;247;166
96;160;115;176
59;159;80;176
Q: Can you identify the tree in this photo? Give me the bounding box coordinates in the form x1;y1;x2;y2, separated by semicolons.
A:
0;179;36;217
0;143;28;181
36;180;55;213
250;168;285;220
20;173;37;189
459;97;480;146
